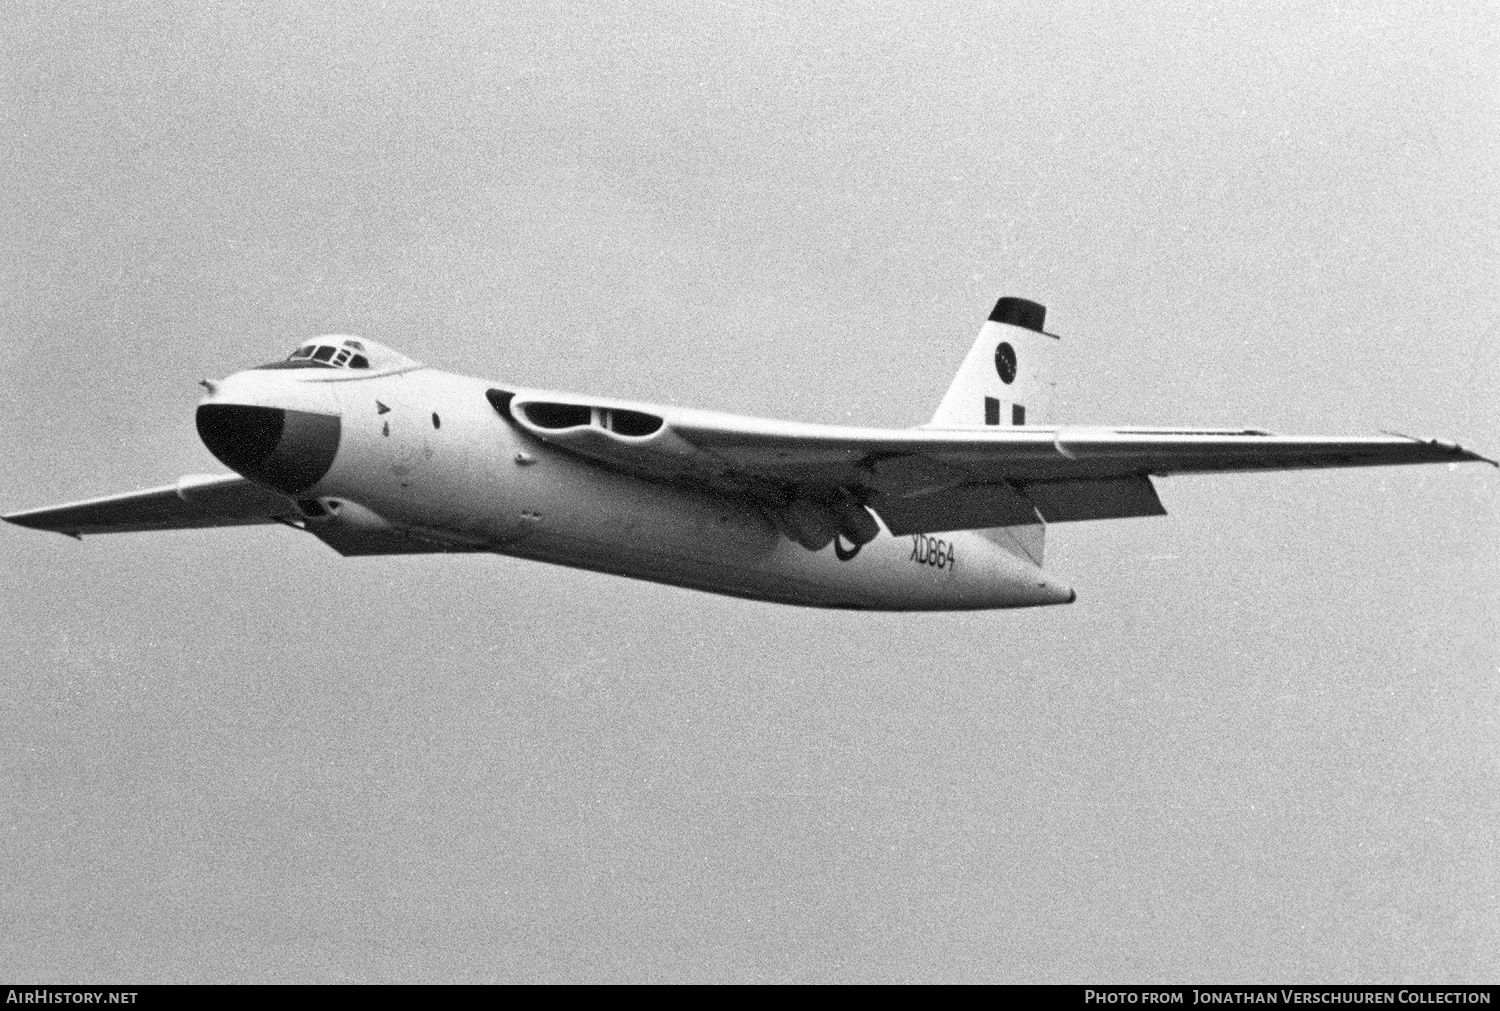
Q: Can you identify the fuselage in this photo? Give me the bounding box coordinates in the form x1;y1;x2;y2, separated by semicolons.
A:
194;339;1075;611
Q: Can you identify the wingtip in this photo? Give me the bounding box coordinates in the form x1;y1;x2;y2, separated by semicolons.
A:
1447;445;1495;467
1379;429;1497;467
1441;442;1499;467
3;510;82;538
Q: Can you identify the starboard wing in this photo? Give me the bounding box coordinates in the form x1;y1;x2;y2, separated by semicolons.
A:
495;389;1492;537
673;419;1494;533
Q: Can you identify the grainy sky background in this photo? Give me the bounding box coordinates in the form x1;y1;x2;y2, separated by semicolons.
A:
2;0;1496;983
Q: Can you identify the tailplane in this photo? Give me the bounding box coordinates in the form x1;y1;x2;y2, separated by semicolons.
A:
983;520;1045;568
929;296;1058;429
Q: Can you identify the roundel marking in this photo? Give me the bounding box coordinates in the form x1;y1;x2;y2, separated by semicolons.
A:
994;342;1018;384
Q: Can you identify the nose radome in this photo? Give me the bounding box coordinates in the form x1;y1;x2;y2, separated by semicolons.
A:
196;404;341;494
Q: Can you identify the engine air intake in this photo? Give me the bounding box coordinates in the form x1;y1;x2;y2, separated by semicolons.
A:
516;400;665;438
601;409;663;437
522;403;593;430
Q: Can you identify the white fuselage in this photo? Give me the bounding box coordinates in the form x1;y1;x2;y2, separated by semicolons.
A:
203;364;1074;611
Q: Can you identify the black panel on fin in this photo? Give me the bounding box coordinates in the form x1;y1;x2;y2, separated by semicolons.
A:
989;297;1047;332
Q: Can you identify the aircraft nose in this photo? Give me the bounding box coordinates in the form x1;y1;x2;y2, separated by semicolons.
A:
195;404;341;495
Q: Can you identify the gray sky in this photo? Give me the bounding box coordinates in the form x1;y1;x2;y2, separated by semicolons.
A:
1;0;1496;983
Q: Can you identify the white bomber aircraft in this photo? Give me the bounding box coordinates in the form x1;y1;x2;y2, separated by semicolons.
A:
5;297;1492;610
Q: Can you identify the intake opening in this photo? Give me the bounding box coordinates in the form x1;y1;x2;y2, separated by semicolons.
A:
603;409;663;437
522;403;593;430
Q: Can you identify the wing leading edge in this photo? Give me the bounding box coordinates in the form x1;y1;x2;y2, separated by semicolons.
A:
673;421;1492;484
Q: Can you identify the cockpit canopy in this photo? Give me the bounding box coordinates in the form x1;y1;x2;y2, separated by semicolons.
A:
289;339;369;370
285;336;370;369
256;335;419;374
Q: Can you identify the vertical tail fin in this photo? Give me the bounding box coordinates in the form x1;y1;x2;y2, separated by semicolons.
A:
930;296;1057;565
929;296;1059;429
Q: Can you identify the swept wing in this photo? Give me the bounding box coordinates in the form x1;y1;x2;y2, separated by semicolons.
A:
502;393;1492;535
3;473;301;537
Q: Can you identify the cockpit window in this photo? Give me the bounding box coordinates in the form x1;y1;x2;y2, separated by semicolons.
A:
256;335;403;372
270;339;374;370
